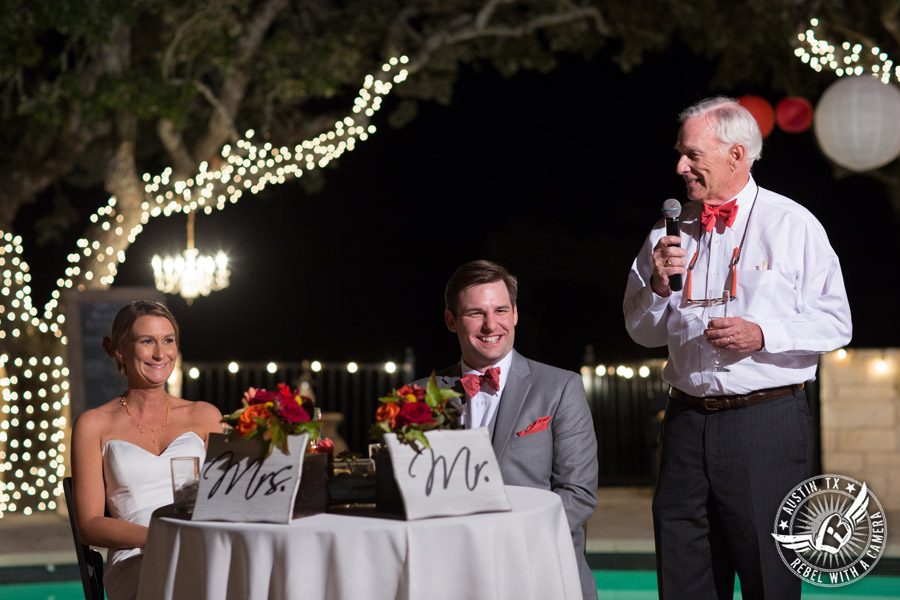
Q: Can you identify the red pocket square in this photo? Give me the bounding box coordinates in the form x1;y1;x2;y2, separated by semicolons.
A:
516;416;552;437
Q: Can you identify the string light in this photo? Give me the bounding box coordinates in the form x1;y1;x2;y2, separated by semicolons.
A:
586;362;662;379
0;56;410;515
142;57;409;215
795;19;897;84
0;232;70;517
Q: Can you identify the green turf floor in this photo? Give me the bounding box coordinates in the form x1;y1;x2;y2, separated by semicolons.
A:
1;571;897;599
593;571;900;599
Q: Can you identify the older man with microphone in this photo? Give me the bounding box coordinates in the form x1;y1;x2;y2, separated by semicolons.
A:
623;97;852;599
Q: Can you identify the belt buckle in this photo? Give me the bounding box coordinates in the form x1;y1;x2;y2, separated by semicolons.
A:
703;397;720;411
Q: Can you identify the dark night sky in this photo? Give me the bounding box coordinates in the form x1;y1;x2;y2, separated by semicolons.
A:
22;44;899;377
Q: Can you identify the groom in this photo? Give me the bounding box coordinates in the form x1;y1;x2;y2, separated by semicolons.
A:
417;260;599;600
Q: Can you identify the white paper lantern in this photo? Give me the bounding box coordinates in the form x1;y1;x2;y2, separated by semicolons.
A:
814;76;900;172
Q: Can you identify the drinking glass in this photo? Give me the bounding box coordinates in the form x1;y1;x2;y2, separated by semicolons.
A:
171;456;200;514
706;290;731;372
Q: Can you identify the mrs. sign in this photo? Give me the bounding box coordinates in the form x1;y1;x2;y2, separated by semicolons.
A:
191;433;309;523
384;428;511;520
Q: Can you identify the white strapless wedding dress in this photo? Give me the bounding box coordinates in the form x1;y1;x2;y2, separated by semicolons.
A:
102;431;206;600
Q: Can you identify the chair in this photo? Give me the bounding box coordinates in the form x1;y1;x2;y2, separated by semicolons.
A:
62;476;105;600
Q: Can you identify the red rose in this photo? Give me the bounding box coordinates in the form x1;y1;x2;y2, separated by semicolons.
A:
396;384;426;401
278;398;311;424
395;401;435;426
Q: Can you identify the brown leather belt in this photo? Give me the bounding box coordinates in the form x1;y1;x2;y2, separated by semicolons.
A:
669;383;805;412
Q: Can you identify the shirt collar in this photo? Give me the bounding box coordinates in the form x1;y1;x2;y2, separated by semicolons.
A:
730;175;759;229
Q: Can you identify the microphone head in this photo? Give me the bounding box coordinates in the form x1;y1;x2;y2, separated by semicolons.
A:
661;198;682;219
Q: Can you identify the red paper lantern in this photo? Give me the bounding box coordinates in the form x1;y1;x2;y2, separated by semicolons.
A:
737;95;775;138
776;97;813;133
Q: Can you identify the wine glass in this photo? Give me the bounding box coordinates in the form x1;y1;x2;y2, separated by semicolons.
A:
706;290;730;372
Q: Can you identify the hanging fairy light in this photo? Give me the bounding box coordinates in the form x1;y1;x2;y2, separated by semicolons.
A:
0;233;69;517
141;55;411;217
794;18;899;85
151;211;229;304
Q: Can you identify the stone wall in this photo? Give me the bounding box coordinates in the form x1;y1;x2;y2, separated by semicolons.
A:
819;348;900;513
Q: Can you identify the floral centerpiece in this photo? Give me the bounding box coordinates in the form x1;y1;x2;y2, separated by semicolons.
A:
222;382;324;459
369;372;463;452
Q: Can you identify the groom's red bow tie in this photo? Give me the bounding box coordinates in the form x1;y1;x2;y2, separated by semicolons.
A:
701;201;738;232
461;367;500;397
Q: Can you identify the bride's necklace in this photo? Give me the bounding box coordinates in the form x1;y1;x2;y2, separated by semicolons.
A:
120;392;171;445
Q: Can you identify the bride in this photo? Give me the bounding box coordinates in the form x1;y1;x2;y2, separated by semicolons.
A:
71;300;223;600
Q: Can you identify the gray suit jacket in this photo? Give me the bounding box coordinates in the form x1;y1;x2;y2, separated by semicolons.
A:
416;350;599;599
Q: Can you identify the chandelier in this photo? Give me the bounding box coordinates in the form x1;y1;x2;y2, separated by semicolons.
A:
152;211;229;304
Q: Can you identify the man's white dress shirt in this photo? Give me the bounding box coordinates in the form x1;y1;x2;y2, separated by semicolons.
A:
624;176;852;396
460;350;513;428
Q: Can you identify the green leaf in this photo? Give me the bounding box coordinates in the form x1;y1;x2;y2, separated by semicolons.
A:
222;408;245;421
424;371;442;408
440;388;462;401
272;424;287;447
289;421;322;441
406;428;430;451
258;439;274;460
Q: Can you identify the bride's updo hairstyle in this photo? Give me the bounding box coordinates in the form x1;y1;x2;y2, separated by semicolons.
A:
102;300;180;374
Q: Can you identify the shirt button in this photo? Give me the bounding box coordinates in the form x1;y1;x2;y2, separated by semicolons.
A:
714;239;720;246
712;271;718;277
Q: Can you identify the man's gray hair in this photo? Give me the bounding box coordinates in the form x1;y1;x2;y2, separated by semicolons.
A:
680;97;763;166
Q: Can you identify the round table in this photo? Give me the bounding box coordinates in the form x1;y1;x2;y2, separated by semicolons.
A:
137;485;581;599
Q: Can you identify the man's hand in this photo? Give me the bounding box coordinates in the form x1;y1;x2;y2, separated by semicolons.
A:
650;235;686;297
705;317;764;352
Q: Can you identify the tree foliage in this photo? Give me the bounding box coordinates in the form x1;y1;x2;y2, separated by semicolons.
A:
0;0;850;237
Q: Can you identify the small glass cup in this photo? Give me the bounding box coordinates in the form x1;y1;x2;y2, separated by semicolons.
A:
706;290;731;372
170;456;200;514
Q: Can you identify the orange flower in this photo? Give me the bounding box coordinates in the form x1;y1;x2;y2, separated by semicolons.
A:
236;403;271;436
376;402;401;427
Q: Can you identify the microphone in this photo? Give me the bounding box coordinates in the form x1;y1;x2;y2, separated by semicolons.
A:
661;199;683;292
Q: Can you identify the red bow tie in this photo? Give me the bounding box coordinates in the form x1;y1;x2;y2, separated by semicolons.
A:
701;201;739;232
461;367;500;397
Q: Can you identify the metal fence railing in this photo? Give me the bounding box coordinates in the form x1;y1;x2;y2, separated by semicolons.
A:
580;351;822;486
580;357;669;486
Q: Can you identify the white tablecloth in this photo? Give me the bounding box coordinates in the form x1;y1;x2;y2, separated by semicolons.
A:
137;485;581;600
